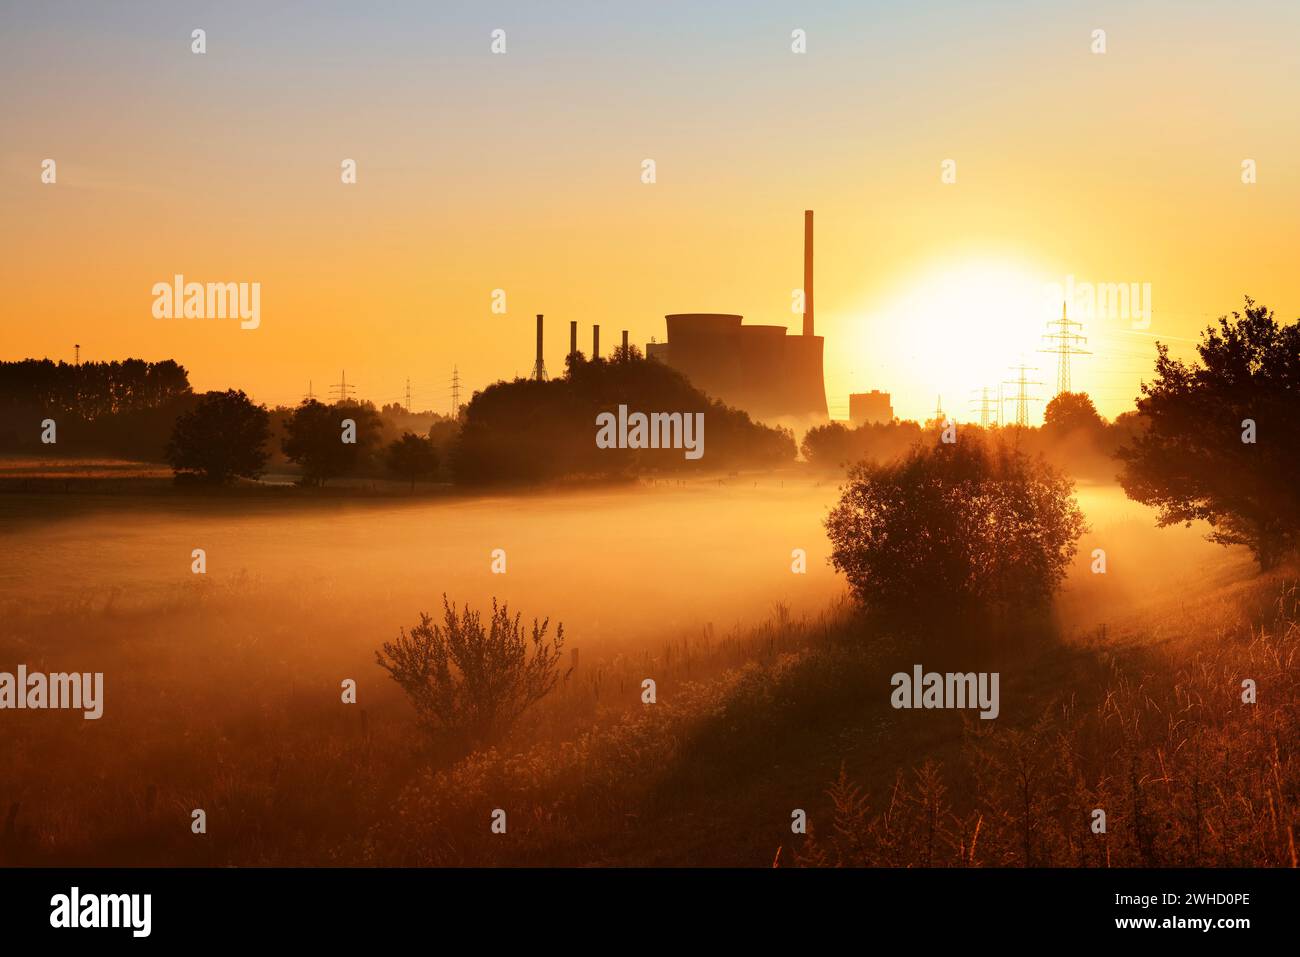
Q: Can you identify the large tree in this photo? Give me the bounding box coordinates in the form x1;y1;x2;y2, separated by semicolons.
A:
165;389;270;483
282;399;382;486
1118;298;1300;569
1043;391;1105;437
826;431;1086;625
386;432;439;489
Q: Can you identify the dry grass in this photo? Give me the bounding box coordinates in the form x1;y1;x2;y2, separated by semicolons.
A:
795;579;1300;867
1;538;1295;866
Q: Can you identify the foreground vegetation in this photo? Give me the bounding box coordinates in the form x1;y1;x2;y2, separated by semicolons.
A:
1;559;1294;866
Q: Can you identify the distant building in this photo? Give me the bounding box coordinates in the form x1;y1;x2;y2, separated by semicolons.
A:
849;390;893;426
647;313;827;421
644;210;828;422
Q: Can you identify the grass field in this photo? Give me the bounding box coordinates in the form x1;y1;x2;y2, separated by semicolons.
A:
1;472;1292;866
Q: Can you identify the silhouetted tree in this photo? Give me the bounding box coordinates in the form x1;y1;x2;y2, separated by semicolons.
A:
282;399;382;486
1118;298;1300;569
802;419;926;469
386;432;439;489
801;421;855;465
826;431;1086;625
376;596;567;751
451;354;794;484
164;389;270;483
1043;391;1105;437
0;358;190;419
0;357;194;457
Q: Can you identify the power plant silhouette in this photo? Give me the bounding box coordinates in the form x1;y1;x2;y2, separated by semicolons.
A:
645;210;828;420
530;210;829;423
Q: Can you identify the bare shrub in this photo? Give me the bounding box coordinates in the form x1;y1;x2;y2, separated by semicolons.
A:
376;596;567;751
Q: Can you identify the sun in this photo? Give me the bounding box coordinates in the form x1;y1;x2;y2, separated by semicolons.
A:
857;257;1054;423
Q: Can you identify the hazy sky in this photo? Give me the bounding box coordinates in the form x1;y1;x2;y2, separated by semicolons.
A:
3;0;1297;422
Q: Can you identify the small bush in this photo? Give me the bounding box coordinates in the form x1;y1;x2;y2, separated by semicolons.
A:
376;596;567;752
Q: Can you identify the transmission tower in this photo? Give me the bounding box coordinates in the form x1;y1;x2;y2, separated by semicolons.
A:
933;394;945;423
305;380;315;402
74;344;80;365
1002;364;1043;427
450;365;462;419
405;377;412;413
968;386;997;427
329;370;356;403
1039;302;1090;396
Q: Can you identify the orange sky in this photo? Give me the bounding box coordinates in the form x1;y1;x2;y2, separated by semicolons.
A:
3;2;1297;423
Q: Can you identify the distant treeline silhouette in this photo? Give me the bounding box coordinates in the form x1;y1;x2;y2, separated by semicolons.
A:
802;391;1142;479
0;359;191;417
0;358;194;458
450;349;796;483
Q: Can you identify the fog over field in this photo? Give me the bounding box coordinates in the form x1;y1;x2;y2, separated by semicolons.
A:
0;473;1266;866
2;476;1237;661
5;476;842;652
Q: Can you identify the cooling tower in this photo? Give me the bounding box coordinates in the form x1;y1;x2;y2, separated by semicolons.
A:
644;211;828;421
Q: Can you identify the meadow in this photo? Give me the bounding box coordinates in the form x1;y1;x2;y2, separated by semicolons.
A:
1;470;1293;866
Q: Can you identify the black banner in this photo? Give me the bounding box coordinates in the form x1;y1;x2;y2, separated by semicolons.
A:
0;867;1287;944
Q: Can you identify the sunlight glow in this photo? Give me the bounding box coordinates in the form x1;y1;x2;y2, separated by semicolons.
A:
861;258;1056;423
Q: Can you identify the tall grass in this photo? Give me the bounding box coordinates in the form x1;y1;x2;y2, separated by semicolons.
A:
2;564;1295;866
795;581;1300;867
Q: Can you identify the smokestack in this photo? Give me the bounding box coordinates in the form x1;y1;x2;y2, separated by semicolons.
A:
570;320;577;357
622;329;629;354
533;314;548;380
593;324;600;359
803;210;814;337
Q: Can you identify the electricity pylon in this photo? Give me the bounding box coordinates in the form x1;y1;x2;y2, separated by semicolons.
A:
1040;302;1090;396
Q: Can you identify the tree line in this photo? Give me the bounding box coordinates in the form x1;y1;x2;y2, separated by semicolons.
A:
0;359;191;418
0;359;195;459
119;347;793;487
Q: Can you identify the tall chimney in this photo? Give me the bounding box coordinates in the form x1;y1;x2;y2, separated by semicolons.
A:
533;314;548;380
593;325;600;358
621;329;629;353
803;209;814;337
569;320;578;357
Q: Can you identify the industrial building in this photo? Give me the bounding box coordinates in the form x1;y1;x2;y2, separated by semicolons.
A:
528;211;830;423
850;390;894;426
644;210;829;422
